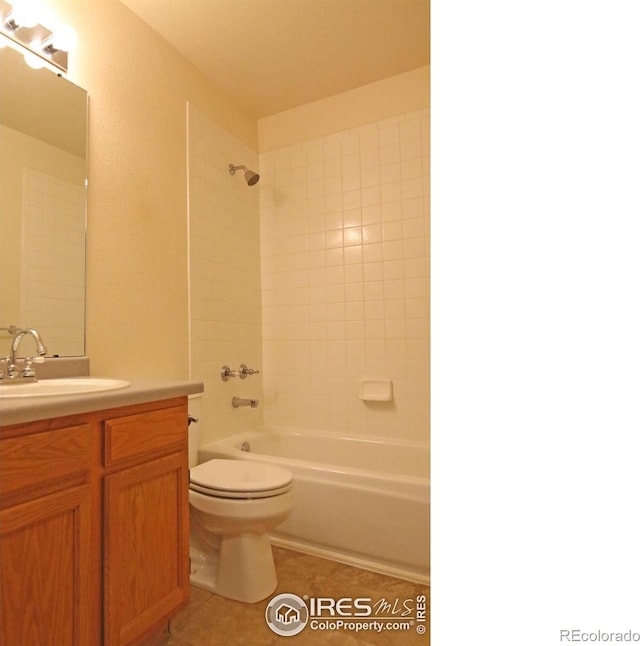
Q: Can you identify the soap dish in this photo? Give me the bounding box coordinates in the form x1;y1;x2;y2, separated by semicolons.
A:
359;378;393;402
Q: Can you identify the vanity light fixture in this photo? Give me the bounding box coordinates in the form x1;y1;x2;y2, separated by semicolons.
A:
0;0;77;73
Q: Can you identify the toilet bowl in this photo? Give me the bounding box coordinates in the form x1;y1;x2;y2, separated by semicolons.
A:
188;458;293;603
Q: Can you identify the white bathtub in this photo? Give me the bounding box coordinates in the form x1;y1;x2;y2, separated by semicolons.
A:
198;428;430;584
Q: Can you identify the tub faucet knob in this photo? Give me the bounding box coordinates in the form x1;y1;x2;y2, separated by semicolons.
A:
239;364;261;379
221;365;237;381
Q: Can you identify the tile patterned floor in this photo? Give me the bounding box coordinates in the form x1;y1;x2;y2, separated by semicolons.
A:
164;547;430;646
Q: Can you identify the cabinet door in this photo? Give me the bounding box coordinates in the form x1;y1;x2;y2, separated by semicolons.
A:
103;452;189;646
0;485;94;646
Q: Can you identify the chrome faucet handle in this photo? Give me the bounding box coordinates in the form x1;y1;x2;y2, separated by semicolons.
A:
21;358;36;379
5;357;19;380
221;365;237;381
21;356;45;379
238;364;261;379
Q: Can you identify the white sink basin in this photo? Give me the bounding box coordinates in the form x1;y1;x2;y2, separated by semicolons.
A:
0;377;130;399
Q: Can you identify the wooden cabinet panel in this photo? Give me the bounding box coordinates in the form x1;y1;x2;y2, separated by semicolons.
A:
0;485;94;646
103;452;189;646
0;425;90;502
103;406;186;467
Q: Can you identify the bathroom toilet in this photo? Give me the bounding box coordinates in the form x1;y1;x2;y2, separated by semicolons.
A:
188;458;293;603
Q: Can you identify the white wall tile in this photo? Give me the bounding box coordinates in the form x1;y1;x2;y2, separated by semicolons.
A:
259;111;429;439
188;105;262;444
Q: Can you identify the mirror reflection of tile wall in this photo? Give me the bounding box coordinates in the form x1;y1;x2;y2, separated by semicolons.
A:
20;168;86;356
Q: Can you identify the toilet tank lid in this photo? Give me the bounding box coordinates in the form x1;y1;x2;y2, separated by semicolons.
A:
190;459;293;492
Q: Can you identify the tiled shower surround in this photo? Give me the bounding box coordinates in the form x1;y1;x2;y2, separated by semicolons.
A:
188;104;263;443
188;105;429;444
260;111;429;441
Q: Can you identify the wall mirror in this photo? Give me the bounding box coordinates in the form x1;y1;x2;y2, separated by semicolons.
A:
0;43;88;357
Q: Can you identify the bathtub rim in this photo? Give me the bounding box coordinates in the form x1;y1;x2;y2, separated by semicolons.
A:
198;426;430;485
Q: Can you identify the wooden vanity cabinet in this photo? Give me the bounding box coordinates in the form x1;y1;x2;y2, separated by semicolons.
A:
0;397;190;646
102;402;190;646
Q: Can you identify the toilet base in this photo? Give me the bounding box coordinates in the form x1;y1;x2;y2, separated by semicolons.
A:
189;533;278;603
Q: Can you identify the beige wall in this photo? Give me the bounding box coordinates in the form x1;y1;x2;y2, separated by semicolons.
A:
39;0;257;380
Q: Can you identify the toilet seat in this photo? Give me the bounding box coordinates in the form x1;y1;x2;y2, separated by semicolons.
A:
190;459;293;499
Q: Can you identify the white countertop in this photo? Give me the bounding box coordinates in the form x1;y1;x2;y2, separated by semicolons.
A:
0;379;204;426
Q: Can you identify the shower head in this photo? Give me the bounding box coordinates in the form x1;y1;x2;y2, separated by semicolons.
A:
228;163;260;186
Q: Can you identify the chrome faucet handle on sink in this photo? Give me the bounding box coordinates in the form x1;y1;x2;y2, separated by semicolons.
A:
21;356;46;379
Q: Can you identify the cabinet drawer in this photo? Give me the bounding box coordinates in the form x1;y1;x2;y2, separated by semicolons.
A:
103;405;186;467
0;425;90;499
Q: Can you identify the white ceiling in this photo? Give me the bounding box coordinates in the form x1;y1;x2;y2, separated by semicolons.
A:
119;0;429;118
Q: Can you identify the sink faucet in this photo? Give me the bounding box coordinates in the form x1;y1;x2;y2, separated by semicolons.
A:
232;396;259;408
3;328;47;383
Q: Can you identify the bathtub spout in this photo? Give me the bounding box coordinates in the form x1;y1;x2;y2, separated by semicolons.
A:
232;396;259;408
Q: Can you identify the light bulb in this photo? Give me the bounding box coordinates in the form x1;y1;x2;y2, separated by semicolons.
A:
10;0;40;28
50;24;77;52
24;50;45;69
